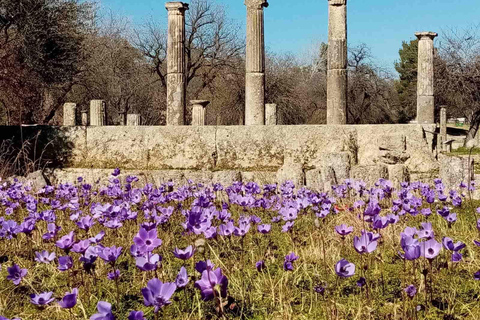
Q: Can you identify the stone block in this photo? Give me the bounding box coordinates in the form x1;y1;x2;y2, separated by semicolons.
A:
350;165;389;186
305;168;323;191
26;170;48;191
212;171;242;186
388;165;410;189
276;163;305;188
439;155;474;191
241;171;277;186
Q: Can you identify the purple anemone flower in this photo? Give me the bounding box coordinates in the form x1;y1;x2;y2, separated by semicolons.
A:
34;250;56;264
256;260;266;271
173;246;195;260
175;266;189;288
195;268;228;301
141;278;177;313
128;311;146;320
72;240;91;254
107;270;121;280
442;237;466;252
474;270;480;280
335;259;355;278
283;252;299;271
7;264;27;285
30;292;54;306
356;277;366;287
281;221;294;233
195;260;215;273
98;246;122;264
400;235;421;260
353;231;377;254
58;256;73;271
56;231;75;252
421;239;442;259
335;224;353;237
90;301;115;320
417;222;434;239
257;224;271;234
405;285;417;298
135;254;161;271
218;221;235;236
133;227;162;253
58;288;78;309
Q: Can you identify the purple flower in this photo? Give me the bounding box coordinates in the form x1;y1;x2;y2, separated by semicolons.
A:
335;224;353;237
314;284;326;294
58;288;78;309
141;278;176;313
195;268;228;301
400;235;421;261
283;252;299;271
281;221;294;233
353;231;378;254
256;260;266;271
372;215;389;229
72;240;91;254
234;221;251;237
112;168;121;176
405;285;417;298
173;246;195;260
56;231;75;252
135;254;161;271
175;266;189;288
356;277;366;287
421;239;442;260
34;250;56;264
335;259;355;278
474;270;480;280
89;231;106;244
195;260;215;273
128;311;146;320
6;264;27;285
257;224;271;234
30;292;54;306
90;301;115;320
107;270;121;281
58;256;73;271
442;237;466;252
417;222;434;239
98;246;122;264
474;240;480;247
218;221;235;236
134;228;162;253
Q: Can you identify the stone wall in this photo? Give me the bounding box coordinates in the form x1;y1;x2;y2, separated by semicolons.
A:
6;124;437;189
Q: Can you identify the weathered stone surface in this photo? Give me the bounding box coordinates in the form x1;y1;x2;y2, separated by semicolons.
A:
305;168;323;191
416;31;437;124
439;155;474;191
350;164;388;186
212;171;242;185
166;2;188;126
191;100;209;126
327;0;347;125
26;170;48;191
265;103;277;125
245;0;267;125
127;114;141;126
63;103;76;126
319;152;351;184
81;110;88;126
276;162;304;188
241;171;277;185
388;164;410;188
439;106;447;151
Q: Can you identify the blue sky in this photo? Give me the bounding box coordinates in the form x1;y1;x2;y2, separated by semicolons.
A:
99;0;480;74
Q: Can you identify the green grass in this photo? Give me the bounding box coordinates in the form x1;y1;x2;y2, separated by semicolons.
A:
447;147;480;156
1;185;480;319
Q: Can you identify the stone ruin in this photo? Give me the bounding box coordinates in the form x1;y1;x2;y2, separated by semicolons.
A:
3;1;476;195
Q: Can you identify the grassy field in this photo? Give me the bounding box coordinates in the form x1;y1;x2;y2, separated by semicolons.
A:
1;173;480;319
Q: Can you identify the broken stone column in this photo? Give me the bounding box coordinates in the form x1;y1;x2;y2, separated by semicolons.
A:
127;114;141;126
416;31;437;124
245;0;268;125
90;100;106;126
166;2;189;126
327;0;348;125
81;110;88;126
63;103;76;126
191;100;210;126
265;103;277;125
440;106;447;151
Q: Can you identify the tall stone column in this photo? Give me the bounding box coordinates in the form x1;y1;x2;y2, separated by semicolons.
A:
90;100;106;126
191;100;210;126
265;103;277;125
440;106;447;151
327;0;348;125
81;110;88;126
245;0;268;125
63;103;77;126
127;114;141;126
416;31;437;124
166;2;189;126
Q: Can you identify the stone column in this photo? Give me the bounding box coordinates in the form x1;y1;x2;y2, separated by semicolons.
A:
327;0;348;125
127;114;141;126
81;110;88;126
63;103;76;126
191;100;210;126
265;103;277;125
166;2;189;126
416;31;437;124
245;0;268;125
440;106;447;151
90;100;106;126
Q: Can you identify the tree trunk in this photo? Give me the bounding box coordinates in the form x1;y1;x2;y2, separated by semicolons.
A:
465;109;480;146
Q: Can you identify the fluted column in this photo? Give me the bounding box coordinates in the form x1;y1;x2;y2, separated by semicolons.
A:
90;100;106;126
191;100;210;126
265;103;277;125
127;114;141;126
63;103;76;126
416;31;437;124
245;0;268;125
166;2;189;126
327;0;347;125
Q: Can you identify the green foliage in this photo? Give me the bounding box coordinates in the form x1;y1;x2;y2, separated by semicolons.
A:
394;39;418;123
